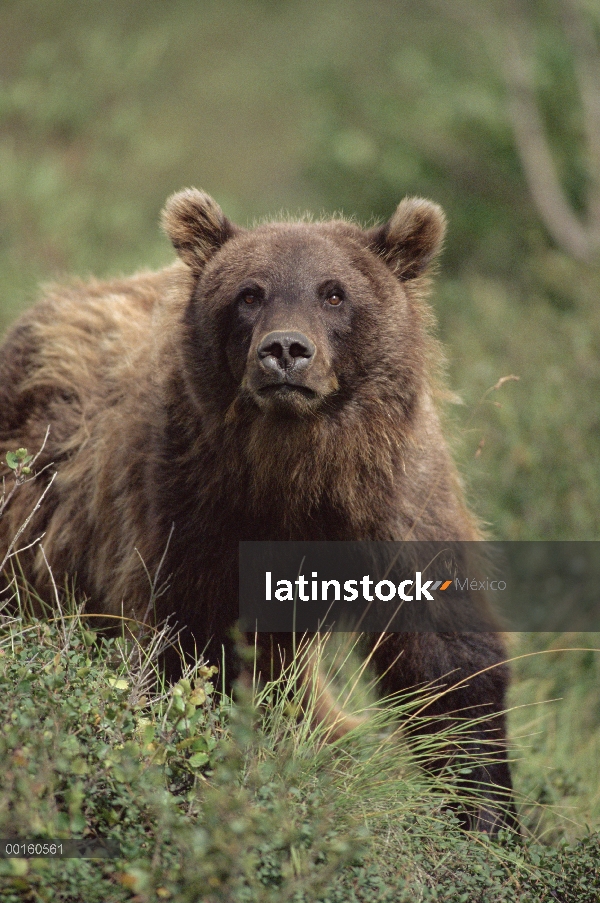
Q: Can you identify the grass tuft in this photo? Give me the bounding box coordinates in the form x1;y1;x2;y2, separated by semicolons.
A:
0;589;599;900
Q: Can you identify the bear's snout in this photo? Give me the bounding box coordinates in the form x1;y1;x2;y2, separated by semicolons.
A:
257;331;316;375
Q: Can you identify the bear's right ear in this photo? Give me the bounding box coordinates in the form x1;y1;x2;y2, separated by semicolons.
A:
161;188;237;273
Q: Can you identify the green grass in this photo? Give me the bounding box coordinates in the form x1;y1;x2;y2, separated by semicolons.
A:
508;633;600;841
1;594;600;901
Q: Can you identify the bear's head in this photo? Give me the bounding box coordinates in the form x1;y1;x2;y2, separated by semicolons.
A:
162;189;445;423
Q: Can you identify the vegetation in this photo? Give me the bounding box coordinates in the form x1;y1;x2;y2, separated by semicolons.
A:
1;0;600;898
1;607;600;903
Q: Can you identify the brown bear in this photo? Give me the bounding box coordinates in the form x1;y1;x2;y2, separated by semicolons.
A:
0;189;515;831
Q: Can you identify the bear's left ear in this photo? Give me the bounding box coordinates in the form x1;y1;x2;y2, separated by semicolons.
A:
366;197;446;280
161;188;238;273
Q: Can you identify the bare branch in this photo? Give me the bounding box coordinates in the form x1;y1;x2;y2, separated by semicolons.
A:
559;0;600;238
0;427;52;521
0;473;57;574
29;426;51;469
501;7;594;261
431;0;600;261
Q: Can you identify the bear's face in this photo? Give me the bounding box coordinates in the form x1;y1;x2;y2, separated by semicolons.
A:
195;223;401;418
162;190;446;421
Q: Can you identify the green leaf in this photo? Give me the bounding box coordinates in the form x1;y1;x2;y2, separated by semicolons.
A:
188;751;209;769
171;694;186;714
71;757;89;775
70;814;87;833
189;687;206;706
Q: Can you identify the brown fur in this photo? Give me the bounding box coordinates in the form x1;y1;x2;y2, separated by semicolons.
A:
0;189;515;831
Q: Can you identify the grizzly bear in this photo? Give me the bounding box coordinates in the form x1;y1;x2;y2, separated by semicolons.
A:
0;189;515;831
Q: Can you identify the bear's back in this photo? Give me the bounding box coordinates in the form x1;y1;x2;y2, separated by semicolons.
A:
0;266;184;610
0;268;176;450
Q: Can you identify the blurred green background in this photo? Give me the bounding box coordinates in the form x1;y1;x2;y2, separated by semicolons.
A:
2;0;600;838
2;0;600;539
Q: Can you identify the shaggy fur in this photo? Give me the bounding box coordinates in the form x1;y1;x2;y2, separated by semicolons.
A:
0;189;515;831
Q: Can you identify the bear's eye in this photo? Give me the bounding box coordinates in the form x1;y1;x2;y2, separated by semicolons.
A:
325;290;344;307
238;288;262;306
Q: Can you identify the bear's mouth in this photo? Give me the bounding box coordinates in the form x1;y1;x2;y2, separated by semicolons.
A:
257;383;317;399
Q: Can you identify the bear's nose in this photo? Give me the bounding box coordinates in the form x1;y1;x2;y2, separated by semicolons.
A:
257;331;316;373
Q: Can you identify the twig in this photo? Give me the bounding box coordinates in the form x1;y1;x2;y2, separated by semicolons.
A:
0;472;57;574
137;522;175;626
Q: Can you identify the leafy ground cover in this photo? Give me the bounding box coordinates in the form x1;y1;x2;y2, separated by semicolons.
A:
0;607;599;902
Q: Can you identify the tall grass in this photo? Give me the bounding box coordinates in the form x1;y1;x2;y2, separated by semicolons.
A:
1;572;600;900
